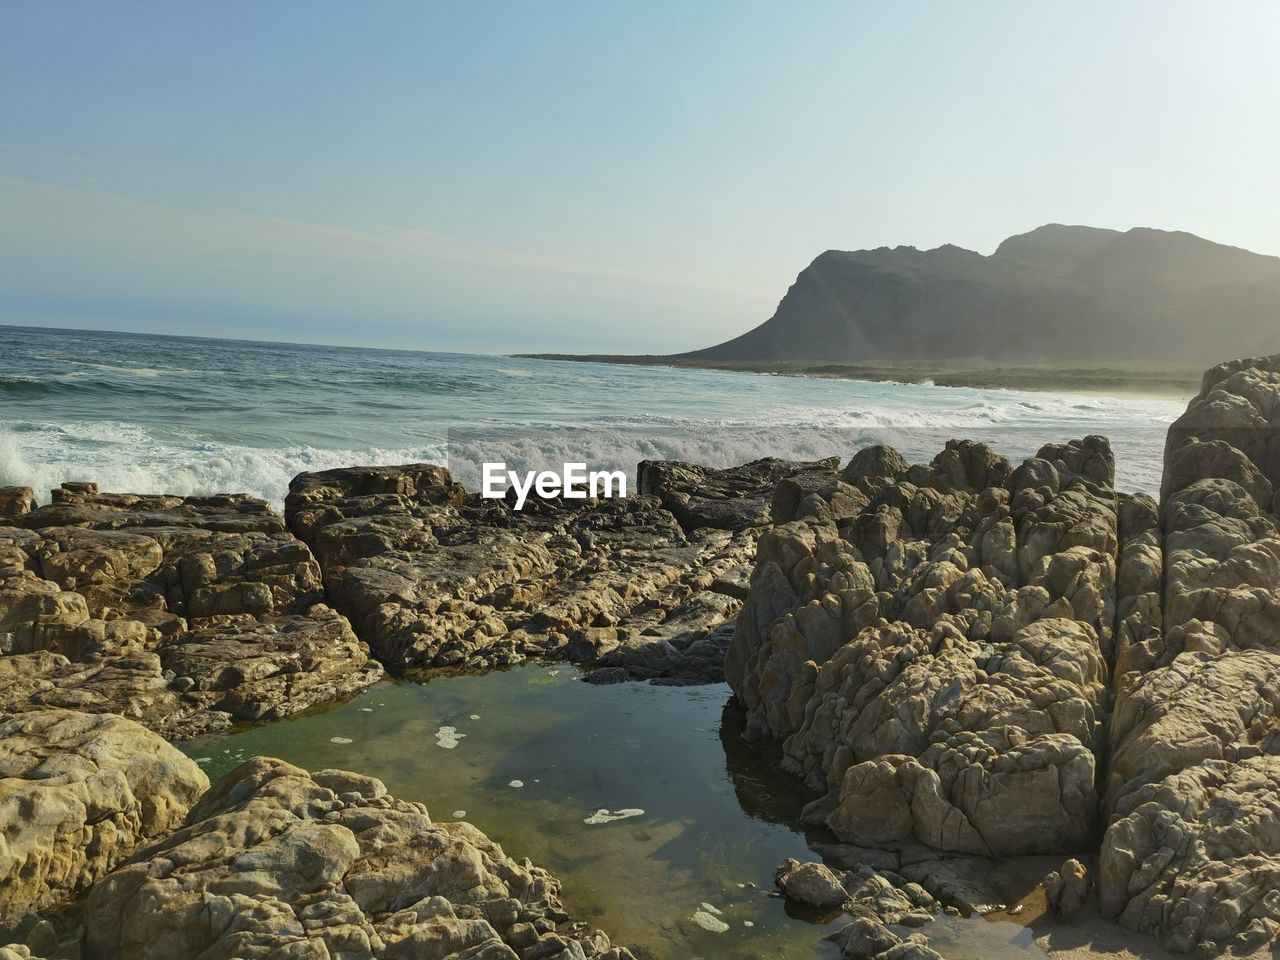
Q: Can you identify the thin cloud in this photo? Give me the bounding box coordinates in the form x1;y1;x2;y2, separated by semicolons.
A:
0;175;769;299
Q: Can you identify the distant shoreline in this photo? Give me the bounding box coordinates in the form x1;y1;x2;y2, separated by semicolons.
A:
514;353;1203;398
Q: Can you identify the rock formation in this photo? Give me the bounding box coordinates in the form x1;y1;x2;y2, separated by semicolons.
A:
727;436;1117;857
0;708;207;928
727;353;1280;955
79;756;633;960
284;458;832;683
774;856;946;960
1099;355;1280;955
0;488;383;739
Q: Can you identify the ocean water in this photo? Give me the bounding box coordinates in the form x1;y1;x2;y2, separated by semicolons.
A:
1;325;1187;505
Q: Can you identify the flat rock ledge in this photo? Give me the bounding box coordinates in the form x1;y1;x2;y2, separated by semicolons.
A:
0;488;382;741
283;457;835;682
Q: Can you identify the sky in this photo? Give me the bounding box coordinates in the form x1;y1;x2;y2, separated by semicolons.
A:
2;1;1278;354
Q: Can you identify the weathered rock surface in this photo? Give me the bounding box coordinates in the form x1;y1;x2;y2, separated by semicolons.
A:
0;708;208;930
728;437;1117;857
0;487;382;739
774;857;942;960
285;459;835;680
1099;355;1280;955
82;756;634;960
0;489;34;520
1043;858;1089;920
639;456;840;531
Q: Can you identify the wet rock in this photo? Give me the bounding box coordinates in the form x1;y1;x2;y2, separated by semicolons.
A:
776;857;939;932
81;757;634;960
688;910;729;934
0;489;381;739
775;859;850;911
285;461;817;679
0;708;208;928
826;917;902;958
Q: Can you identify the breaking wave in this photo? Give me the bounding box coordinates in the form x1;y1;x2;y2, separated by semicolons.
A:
1;326;1185;508
0;424;446;511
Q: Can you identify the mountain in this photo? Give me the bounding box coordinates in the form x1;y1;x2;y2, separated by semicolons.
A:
683;225;1280;364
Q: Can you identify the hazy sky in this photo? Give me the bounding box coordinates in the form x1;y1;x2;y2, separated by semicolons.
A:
2;1;1278;354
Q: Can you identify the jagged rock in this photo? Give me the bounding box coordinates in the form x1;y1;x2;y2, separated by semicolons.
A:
727;437;1116;858
1113;493;1163;694
1105;649;1280;820
639;456;839;532
82;756;633;960
0;489;34;520
1100;756;1280;953
826;917;903;958
772;474;868;526
1099;354;1280;955
841;445;910;486
1043;858;1089;920
0;708;208;929
801;617;1105;856
0;489;382;739
284;461;810;678
776;857;938;929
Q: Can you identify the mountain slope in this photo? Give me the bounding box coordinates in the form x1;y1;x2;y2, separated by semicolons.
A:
684;225;1280;364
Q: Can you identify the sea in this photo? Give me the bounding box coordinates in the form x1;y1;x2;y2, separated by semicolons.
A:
0;325;1187;505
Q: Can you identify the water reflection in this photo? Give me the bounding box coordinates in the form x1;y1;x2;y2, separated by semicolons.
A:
185;665;841;959
183;665;1077;960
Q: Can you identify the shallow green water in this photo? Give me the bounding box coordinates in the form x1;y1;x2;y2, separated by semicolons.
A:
185;665;1048;960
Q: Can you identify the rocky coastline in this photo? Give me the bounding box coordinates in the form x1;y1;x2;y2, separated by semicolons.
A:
2;354;1278;959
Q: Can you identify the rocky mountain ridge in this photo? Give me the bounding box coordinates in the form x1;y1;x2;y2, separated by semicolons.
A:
686;225;1280;365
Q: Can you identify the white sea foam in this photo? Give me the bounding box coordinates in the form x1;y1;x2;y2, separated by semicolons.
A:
2;390;1176;509
0;422;445;510
584;808;644;825
690;911;729;933
0;330;1186;507
435;726;465;749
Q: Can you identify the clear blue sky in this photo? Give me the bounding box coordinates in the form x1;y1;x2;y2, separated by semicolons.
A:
2;1;1277;353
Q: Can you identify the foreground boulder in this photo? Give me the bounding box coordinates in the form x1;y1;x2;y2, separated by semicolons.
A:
284;459;835;680
82;756;633;960
728;437;1117;857
1100;355;1280;955
0;488;382;739
0;708;208;930
773;858;942;960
